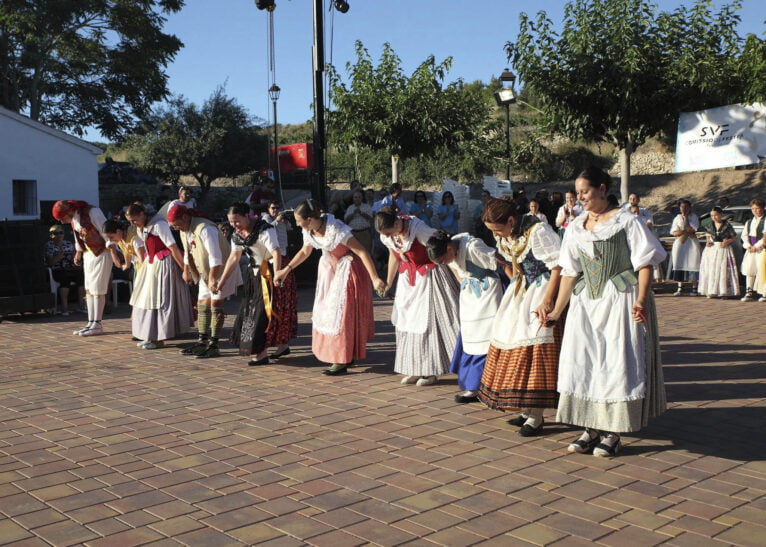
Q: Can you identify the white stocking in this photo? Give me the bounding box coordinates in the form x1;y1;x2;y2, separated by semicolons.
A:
94;295;106;322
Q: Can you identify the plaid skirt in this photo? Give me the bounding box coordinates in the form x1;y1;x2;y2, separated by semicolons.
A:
478;321;562;411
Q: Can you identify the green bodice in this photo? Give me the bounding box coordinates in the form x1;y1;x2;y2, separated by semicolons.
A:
573;229;637;298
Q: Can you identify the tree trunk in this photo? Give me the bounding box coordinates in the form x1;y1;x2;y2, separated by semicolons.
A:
391;154;400;185
619;135;632;203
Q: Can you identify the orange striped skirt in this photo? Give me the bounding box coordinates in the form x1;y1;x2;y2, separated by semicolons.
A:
478;322;562;411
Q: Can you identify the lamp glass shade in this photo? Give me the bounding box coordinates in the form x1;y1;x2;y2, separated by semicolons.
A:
268;84;281;101
494;89;516;106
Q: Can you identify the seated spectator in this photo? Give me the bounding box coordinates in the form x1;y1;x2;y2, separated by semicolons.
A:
45;224;85;315
437;191;460;235
245;177;277;215
380;183;407;214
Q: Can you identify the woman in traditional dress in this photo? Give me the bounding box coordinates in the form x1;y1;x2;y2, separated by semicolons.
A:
477;198;563;436
698;206;740;299
425;231;503;403
123;202;193;349
273;199;385;376
212;203;281;366
375;210;459;386
742;198;765;301
543;166;667;457
261;201;298;359
669;199;702;296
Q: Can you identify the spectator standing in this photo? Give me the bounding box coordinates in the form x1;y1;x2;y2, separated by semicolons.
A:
344;190;374;254
669;199;702;296
620;193;653;228
409;190;434;227
741;198;766;301
555;191;583;239
245;178;277;215
437;191;460;234
698;206;740;299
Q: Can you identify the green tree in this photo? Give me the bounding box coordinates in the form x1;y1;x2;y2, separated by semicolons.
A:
0;0;183;139
127;87;268;194
328;41;491;184
506;0;763;199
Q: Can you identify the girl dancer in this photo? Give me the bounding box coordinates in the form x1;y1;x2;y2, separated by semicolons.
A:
425;231;502;403
376;210;459;386
478;197;563;436
273;199;385;375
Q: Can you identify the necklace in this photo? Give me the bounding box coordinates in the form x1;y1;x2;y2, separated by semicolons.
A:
588;205;615;223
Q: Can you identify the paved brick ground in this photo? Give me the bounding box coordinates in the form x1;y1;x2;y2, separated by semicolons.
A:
0;285;765;546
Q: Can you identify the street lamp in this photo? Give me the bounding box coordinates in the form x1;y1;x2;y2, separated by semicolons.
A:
494;69;516;181
269;83;281;192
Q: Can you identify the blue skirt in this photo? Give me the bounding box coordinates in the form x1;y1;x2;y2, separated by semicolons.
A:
449;332;487;392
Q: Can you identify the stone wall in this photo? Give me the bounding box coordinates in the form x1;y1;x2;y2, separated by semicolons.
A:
608;151;676;176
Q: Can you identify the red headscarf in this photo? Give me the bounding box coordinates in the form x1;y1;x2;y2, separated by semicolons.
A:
52;200;89;220
167;204;209;222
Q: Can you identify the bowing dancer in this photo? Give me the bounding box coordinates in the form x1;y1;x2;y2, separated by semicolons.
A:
262;201;298;357
273;199;385;376
543;167;667;457
52;200;112;337
168;205;238;359
123;202;193;349
213;203;280;366
477;197;563;436
425;231;503;403
375;210;459;386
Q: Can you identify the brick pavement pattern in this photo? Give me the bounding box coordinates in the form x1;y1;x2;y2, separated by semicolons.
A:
0;287;765;546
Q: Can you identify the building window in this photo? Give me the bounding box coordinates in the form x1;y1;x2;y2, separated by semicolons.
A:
13;180;37;215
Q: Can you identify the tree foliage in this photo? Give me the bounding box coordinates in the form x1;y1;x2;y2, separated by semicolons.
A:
506;0;764;197
0;0;183;138
127;87;268;194
328;41;492;182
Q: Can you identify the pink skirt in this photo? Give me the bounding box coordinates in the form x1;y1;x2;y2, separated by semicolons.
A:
312;255;374;364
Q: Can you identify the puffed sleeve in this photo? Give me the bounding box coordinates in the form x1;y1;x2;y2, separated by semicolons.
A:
670;215;683;233
530;222;561;270
465;237;497;270
260;227;279;254
411;216;437;246
624;215;667;270
557;226;581;277
154;219;177;248
333;218;354;246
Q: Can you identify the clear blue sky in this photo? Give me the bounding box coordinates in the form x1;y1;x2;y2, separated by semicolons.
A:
93;0;766;139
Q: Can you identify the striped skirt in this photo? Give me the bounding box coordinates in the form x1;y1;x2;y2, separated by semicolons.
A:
478;322;562;411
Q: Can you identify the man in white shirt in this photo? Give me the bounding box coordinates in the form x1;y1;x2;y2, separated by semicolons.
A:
620;193;653;228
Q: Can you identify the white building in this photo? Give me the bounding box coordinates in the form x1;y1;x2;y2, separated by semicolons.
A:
0;106;101;221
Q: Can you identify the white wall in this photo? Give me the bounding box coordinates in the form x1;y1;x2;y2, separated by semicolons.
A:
0;109;100;221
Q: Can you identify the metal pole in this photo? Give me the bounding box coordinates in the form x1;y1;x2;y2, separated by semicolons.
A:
312;0;326;204
273;99;281;195
505;103;511;181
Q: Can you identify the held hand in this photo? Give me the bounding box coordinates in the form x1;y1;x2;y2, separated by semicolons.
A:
273;268;287;285
541;309;561;327
73;251;82;266
373;278;387;296
209;280;220;294
534;297;554;323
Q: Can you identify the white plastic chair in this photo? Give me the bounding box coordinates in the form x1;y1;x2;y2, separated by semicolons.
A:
111;278;133;307
48;267;60;314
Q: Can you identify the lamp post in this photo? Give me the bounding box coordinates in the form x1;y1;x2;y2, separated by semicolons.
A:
493;69;516;181
269;83;281;193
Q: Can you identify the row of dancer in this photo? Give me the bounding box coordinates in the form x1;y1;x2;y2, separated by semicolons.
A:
274;166;667;458
52;199;298;365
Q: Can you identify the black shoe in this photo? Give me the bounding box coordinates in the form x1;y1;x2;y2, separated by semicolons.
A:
322;365;347;376
179;342;208;356
196;345;220;359
519;420;544;437
507;415;527;427
269;347;291;360
454;393;479;404
248;355;270;366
